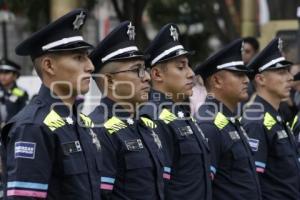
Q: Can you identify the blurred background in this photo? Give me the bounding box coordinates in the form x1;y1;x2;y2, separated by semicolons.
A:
1;0;300;112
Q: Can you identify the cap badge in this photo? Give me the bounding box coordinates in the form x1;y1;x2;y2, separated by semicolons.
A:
127;22;136;40
278;38;283;52
170;25;179;41
73;11;85;30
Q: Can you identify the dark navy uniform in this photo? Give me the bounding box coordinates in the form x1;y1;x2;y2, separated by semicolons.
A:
1;85;102;199
241;38;300;200
196;97;261;200
89;97;165;200
139;90;211;200
0;59;28;125
1;9;101;200
242;95;300;199
194;38;261;200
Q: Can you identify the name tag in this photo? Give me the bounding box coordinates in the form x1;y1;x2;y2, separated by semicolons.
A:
125;139;143;151
229;131;240;140
62;141;82;155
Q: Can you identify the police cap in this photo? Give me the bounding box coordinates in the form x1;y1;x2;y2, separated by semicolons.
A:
247;38;292;75
15;8;93;59
89;21;144;73
145;23;193;68
0;58;21;74
194;38;248;80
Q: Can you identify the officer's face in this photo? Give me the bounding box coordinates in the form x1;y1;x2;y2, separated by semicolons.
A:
215;70;249;102
49;50;94;96
0;71;17;88
110;59;151;104
152;56;194;102
242;43;257;65
259;68;293;99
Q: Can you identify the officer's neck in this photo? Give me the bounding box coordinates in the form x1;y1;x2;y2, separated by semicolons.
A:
106;94;135;117
213;93;237;113
257;90;281;110
48;84;76;107
3;82;15;91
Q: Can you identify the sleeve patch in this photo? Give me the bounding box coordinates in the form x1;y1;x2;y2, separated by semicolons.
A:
248;138;259;151
15;142;36;159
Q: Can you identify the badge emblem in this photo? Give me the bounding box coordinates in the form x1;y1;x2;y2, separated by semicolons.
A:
228;131;240;140
278;38;283;52
170;25;179;41
178;126;193;136
126;118;134;125
65;117;74;125
151;130;162;149
127;22;136;40
73;11;85;30
89;129;101;151
177;111;184;118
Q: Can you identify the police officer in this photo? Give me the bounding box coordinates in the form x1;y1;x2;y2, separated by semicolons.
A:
89;21;165;200
241;38;300;200
1;9;102;199
194;39;261;200
0;59;28;124
139;23;211;200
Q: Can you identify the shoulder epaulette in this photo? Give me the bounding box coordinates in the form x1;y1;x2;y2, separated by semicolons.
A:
104;116;127;134
43;110;65;131
140;117;157;129
12;87;25;97
159;108;177;124
263;112;276;130
291;115;299;130
214;112;229;130
80;113;94;128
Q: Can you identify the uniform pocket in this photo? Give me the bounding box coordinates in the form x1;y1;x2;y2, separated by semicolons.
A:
63;156;88;175
179;140;202;155
124;152;153;170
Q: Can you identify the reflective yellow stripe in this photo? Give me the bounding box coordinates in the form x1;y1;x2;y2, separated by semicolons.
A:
214;112;229;130
80;114;94;128
141;117;157;129
263;112;276;130
159;109;177;124
291;115;299;130
12;87;25;97
104;116;127;134
43;110;65;131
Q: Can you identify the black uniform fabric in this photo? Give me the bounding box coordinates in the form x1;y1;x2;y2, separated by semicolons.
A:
89;97;165;200
196;97;261;200
139;90;211;200
1;85;102;200
242;95;300;200
1;83;28;123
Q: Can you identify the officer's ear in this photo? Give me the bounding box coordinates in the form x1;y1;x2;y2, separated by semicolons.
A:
105;73;114;90
40;55;56;76
254;73;265;87
212;71;224;90
151;65;165;82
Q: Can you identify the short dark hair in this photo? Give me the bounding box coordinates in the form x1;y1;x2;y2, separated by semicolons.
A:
243;37;260;52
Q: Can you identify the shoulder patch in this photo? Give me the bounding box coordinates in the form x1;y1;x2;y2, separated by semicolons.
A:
12;87;25;97
140;117;157;129
104;116;127;134
263;112;276;130
159;109;177;124
43;110;65;131
80;113;94;128
214;112;229;130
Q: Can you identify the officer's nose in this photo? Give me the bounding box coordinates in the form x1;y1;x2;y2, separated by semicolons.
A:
243;74;249;84
187;66;195;80
142;69;151;82
86;57;95;73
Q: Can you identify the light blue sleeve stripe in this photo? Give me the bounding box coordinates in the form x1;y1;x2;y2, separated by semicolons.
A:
255;161;266;168
210;166;216;174
101;177;115;184
164;167;171;173
7;181;48;190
